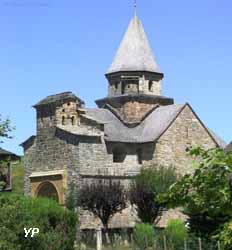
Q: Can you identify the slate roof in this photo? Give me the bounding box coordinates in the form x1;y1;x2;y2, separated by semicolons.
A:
96;94;174;109
82;104;225;147
208;129;227;149
34;92;85;107
107;13;162;74
84;104;185;143
0;147;19;160
226;142;232;152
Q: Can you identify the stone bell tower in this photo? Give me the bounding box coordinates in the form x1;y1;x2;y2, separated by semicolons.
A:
96;12;173;125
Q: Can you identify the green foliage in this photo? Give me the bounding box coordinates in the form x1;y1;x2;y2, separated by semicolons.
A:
0;194;77;250
129;166;177;224
164;219;188;248
0;115;14;142
218;221;232;250
159;147;232;237
0;114;15;191
133;223;155;250
0;158;10;191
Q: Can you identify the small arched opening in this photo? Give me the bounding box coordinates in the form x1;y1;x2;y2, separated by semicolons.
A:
71;116;75;125
137;148;143;164
36;181;59;203
62;116;65;125
113;147;126;163
148;80;153;92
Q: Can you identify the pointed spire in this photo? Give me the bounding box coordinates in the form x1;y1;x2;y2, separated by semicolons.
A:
134;0;137;17
107;11;162;75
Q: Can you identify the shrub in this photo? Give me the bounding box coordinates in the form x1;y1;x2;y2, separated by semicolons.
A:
160;148;232;237
165;219;188;249
0;194;77;250
133;223;155;250
129;166;177;224
218;221;232;250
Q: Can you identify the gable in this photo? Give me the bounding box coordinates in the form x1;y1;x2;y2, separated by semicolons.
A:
159;103;219;149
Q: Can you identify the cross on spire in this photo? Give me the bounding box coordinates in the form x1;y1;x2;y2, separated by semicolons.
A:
134;0;137;16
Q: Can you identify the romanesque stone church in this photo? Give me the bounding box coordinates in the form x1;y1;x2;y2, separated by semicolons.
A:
21;11;226;229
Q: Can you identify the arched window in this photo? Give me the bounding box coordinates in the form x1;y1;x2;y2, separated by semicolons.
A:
115;81;119;89
36;182;59;202
122;82;125;94
137;148;143;164
62;116;65;125
71;116;75;125
148;80;153;92
113;147;126;163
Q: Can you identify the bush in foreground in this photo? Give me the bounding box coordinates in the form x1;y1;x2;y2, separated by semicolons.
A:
0;194;77;250
129;166;177;224
133;223;155;250
218;221;232;250
164;219;188;249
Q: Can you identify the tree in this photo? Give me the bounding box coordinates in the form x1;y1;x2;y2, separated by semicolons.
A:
78;180;127;241
159;147;232;237
0;115;14;142
129;166;177;224
0;115;14;191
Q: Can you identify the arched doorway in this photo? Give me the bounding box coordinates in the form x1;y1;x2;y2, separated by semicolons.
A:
36;181;59;202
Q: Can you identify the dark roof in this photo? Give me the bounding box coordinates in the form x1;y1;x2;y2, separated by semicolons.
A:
208;129;227;149
20;136;36;150
84;104;185;143
0;147;20;160
107;14;162;74
81;103;225;146
33;92;85;107
96;94;174;109
226;142;232;152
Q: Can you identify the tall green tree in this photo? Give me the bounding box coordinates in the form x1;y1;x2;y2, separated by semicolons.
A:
159;147;232;237
129;166;177;224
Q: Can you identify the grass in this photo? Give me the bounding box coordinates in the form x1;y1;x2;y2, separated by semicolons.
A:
11;157;24;194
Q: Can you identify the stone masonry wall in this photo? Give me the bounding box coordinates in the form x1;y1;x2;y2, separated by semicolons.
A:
77;139;153;229
24;128;80;198
78;140;145;177
149;105;217;175
119;101;156;123
56;101;79;126
107;73;162;97
24;101;218;229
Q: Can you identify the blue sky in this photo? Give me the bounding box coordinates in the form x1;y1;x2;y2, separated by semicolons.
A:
0;0;231;155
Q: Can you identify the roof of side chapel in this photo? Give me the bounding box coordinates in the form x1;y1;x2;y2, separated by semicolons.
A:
0;147;20;160
34;92;85;107
107;14;162;74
